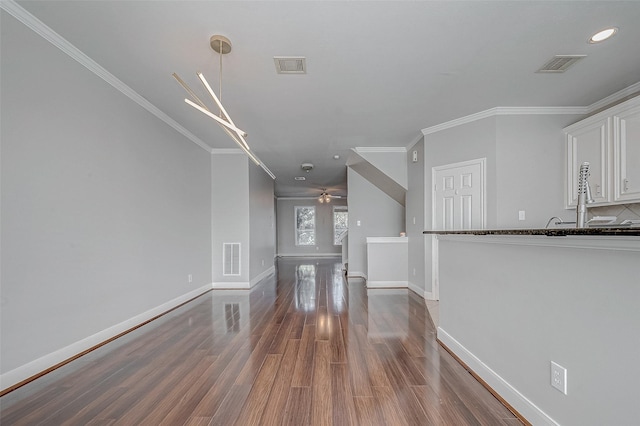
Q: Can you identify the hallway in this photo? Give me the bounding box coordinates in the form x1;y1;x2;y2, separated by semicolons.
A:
0;258;521;425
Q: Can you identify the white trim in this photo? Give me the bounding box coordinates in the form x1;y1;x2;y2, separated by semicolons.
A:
0;0;213;154
277;253;341;258
408;281;425;298
421;82;640;136
405;133;425;151
0;284;211;392
367;280;409;288
422;107;587;135
436;234;640;252
346;271;368;280
353;146;407;153
212;281;251;289
366;237;408;244
437;328;560;426
587;82;640;113
249;266;275;288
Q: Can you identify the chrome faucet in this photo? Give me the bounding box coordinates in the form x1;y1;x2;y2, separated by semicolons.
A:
576;162;594;228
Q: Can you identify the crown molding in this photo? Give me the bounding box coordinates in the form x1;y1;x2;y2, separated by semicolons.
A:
353;147;407;153
0;0;213;153
586;81;640;113
422;106;588;135
421;81;640;136
405;133;425;150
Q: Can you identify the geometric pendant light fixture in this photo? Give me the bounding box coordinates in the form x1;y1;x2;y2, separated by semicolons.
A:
173;35;275;179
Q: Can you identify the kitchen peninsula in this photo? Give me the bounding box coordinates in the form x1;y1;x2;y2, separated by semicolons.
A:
423;228;640;425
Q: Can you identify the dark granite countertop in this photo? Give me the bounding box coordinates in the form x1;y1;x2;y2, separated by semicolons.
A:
423;227;640;236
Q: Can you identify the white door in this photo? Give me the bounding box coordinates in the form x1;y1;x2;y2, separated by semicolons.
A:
428;159;486;301
433;158;486;230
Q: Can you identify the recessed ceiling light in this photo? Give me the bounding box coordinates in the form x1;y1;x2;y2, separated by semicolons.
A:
294;176;306;181
589;27;618;44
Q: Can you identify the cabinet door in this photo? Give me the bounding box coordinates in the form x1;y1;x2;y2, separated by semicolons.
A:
613;104;640;203
566;118;610;207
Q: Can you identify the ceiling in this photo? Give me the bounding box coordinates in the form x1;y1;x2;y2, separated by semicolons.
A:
12;1;640;197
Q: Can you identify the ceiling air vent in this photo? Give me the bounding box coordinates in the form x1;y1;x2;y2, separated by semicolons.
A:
274;56;306;74
537;55;587;73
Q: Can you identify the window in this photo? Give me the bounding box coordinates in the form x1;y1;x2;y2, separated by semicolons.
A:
295;206;315;245
333;206;348;245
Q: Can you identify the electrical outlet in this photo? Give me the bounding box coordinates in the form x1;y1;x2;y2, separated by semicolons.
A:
518;210;526;221
551;361;567;394
188;274;193;283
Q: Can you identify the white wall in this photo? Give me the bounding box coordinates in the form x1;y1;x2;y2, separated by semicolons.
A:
495;114;582;227
1;12;212;382
424;116;498;229
276;198;347;257
437;235;640;425
211;154;250;286
424;113;584;230
355;149;408;188
249;162;276;281
406;139;426;294
347;168;405;278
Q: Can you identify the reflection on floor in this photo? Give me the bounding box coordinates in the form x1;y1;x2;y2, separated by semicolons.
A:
0;257;521;425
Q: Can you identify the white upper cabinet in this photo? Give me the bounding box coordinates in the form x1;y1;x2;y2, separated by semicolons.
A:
565;117;610;207
613;103;640;203
565;96;640;208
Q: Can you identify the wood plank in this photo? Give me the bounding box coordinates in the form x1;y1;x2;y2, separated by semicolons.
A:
290;324;316;387
330;363;358;425
209;384;252;426
233;354;281;425
282;387;311;426
310;341;332;426
0;258;521;426
353;396;385;425
259;339;300;425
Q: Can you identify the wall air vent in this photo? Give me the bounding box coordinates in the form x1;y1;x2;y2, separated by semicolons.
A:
222;243;241;276
537;55;587;73
274;56;306;74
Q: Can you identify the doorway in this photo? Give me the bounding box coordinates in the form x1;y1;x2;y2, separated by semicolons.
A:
432;158;486;230
429;158;486;300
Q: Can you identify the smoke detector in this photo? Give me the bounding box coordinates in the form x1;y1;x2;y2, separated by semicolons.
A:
301;163;314;172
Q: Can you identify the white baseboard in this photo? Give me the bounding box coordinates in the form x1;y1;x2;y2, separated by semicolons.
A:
0;284;212;392
250;266;275;287
276;253;341;258
212;281;251;289
423;291;438;301
437;327;559;426
367;280;409;288
408;281;425;298
346;271;367;280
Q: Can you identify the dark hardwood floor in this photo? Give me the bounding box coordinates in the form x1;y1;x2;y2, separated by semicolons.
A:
0;257;522;425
